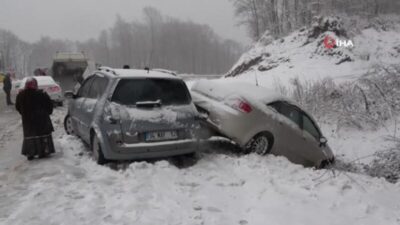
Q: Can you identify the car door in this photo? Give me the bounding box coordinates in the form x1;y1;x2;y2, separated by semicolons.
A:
79;74;109;143
268;101;305;164
73;76;95;138
300;112;326;164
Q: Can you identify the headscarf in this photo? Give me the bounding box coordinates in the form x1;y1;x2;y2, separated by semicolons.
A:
25;77;38;90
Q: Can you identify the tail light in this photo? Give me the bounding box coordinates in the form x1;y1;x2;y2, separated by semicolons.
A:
47;86;61;93
226;98;253;113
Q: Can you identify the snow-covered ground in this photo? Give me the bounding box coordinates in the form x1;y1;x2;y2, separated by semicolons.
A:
1;87;400;225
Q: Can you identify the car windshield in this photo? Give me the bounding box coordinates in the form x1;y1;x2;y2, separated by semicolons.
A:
111;78;191;106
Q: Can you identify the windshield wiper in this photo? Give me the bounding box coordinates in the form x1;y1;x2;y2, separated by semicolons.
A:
135;99;162;108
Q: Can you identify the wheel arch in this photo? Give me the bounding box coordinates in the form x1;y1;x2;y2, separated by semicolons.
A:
89;125;109;157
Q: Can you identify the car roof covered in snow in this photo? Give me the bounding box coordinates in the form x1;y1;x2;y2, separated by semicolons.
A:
191;79;290;104
98;67;179;80
21;76;57;86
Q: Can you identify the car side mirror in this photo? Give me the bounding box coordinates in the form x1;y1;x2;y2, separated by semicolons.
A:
195;113;209;121
64;91;76;99
319;137;328;147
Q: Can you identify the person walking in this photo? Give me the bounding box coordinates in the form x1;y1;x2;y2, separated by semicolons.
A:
3;73;13;105
16;77;55;160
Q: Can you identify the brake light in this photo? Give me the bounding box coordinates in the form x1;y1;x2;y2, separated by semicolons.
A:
238;101;252;113
226;98;253;113
47;86;61;92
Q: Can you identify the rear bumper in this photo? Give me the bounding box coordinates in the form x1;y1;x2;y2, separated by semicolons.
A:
104;139;200;161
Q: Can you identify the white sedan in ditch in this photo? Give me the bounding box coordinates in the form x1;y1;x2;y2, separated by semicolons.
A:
191;80;335;168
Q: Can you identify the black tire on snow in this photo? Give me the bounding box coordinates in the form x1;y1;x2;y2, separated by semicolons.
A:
64;115;75;135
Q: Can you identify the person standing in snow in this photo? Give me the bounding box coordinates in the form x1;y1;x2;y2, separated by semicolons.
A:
3;73;13;105
16;77;55;160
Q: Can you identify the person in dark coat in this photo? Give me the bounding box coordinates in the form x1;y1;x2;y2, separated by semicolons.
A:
16;77;55;160
3;73;13;105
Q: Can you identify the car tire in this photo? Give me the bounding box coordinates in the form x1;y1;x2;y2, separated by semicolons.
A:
91;134;107;165
245;133;273;155
64;115;76;135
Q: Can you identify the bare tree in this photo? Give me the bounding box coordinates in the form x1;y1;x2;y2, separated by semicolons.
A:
231;0;400;41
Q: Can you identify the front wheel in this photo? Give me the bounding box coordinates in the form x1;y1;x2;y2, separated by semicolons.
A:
91;134;107;165
64;115;75;135
245;133;273;155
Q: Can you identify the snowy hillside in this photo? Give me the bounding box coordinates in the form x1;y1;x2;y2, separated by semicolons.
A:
226;16;400;87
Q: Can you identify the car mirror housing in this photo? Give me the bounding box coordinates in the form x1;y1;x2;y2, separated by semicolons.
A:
319;137;328;147
195;113;209;121
64;91;75;99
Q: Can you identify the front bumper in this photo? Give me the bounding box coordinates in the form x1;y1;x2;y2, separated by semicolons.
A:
104;138;200;161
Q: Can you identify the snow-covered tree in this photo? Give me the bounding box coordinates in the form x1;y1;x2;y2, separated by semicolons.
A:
231;0;400;40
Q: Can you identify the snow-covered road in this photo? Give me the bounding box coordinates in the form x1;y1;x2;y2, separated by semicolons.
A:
0;92;399;225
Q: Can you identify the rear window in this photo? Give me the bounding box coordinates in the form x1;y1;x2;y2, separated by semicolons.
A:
111;78;191;106
35;77;56;86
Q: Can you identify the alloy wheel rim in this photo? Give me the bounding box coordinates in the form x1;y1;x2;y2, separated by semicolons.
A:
66;117;74;134
254;136;269;155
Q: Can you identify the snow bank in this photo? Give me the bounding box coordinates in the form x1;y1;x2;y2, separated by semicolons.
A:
226;16;400;90
2;133;400;225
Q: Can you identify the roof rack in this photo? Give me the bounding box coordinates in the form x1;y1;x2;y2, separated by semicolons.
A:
98;66;117;75
152;68;177;76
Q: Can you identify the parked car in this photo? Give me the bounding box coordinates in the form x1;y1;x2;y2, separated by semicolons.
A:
17;76;64;106
64;67;201;164
190;80;335;168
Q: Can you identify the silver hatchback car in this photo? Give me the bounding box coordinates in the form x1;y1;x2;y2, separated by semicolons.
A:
64;67;200;164
191;80;335;168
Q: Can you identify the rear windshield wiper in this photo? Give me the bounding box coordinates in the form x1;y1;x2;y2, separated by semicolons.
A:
135;99;162;108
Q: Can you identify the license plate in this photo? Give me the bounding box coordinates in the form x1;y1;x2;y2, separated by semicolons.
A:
145;131;178;142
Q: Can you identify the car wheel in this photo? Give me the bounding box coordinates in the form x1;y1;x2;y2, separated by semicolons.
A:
64;115;75;135
246;133;273;155
91;134;107;165
318;157;335;169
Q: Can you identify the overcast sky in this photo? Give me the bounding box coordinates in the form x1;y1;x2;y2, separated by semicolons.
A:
0;0;249;44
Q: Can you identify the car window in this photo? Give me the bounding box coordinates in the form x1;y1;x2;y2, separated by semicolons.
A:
281;104;301;128
302;114;321;140
77;76;95;98
88;76;108;99
269;101;301;128
111;78;191;106
268;101;282;112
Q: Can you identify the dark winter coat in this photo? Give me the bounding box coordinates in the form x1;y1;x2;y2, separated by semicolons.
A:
16;89;54;138
3;75;12;91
